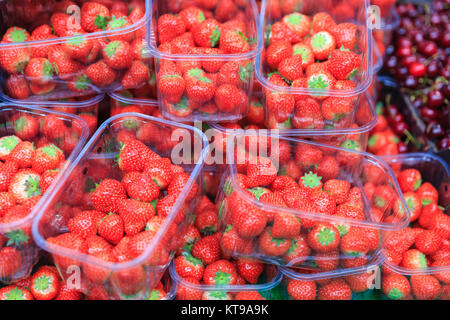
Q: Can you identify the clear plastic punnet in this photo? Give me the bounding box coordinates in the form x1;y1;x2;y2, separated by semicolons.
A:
0;0;153;101
256;0;373;130
215;133;410;274
373;6;400;58
147;0;262;122
108;91;159;117
32;113;209;300
169;261;283;300
0;104;89;284
378;153;450;299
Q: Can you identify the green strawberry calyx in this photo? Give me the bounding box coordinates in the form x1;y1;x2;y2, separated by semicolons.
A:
238;63;252;83
41;144;61;157
66;33;85;47
24;176;42;198
198;11;205;23
374;196;386;209
300;171;322;189
208;291;229;299
9;27;29;43
6;229;30;247
34;275;52;292
94;15;111;30
308;75;329;90
293;47;309;61
108;16;128;29
416;252;428;268
171;97;190;111
406;198;416;211
104;41;122;58
4;287;27;300
43;61;55;78
413;179;422;191
341;139;361;151
422;198;432;207
148;289;162;300
388;288;405;300
184;252;203;266
73;74;91;91
247;187;268;200
0;135;20;151
317;227;337;247
286;13;302;26
286;238;298;255
187;68;212;83
209;27;221;47
311;33;329;49
336;224;348;237
214;270;232;285
269;229;288;247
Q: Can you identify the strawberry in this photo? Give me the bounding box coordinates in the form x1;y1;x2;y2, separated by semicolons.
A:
278;55;303;82
98;213;124;244
30;267;60;300
327;49;361;80
31;144;64;174
266;91;295;123
174;253;205;281
307;223;340;252
158;14;186;44
192;18;221;48
106;15;134;42
220;225;253;255
411;275;441;300
0;286;33;300
219;29;250;54
0;47;31;75
0;192;15;217
402;249;428;270
283;234;311;265
61;31;94;61
282;12;311;42
68;210;105;239
0;135;22;161
266;40;292;69
292;43;314;69
119;198;155;236
236;258;263;284
0;162;18;192
234;291;266;300
340;228;370;256
55;283;83;300
156;193;187;224
372;185;395;212
50;13;82;37
48;46;83;81
175;277;203;300
382;273;411;300
310;31;335;60
191;235;221;265
2;27;29;43
307;70;336;96
321;97;353;121
217;60;251;88
29;25;57;58
39;169;59;194
287;280;316;300
179;6;206;30
429;212;450;240
85;59;117;87
214;0;237;22
117;139;158;172
81;2;111;32
0;247;22;278
398;169;422;193
272;212;301;239
416;182;439;207
8;169;41;204
317;279;352;300
91;179;127;213
47;233;87;272
195;209;218;235
203;259;237;285
102;40;133;70
402;192;422;222
311;12;336;33
214;84;246;113
258;227;291;256
184;68;215;103
24;58;54;85
168;172;198;201
299;171;322;191
324;179;350;204
121;60;150;89
329;23;357;50
419;203;442;229
6;74;30;99
231;199;267;238
415;230;442;255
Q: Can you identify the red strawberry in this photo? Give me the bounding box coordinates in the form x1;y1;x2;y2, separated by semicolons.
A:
24;58;54;85
219;29;250;54
266;91;295;123
195;209;218;235
106;15;134;42
0;162;18;192
307;70;336;97
98;213;124;244
61;32;94;61
401;249;428;270
282;12;311;42
47;233;87;272
117;139;158;172
158;14;186;44
55;283;83;300
246;156;278;187
220;224;253;255
2;27;29;43
287;280;316;300
398;169;422;193
175;277;203;300
372;185;395;211
340;228;370;256
191;235;221;265
310;31;336;60
179;6;206;30
0;47;31;75
266;40;293;69
6;74;30;99
91;179;127;213
8;169;41;204
382;273;411;300
174;253;205;281
416;182;439;207
327;49;361;80
203;259;237;285
0;247;22;278
278;55;303;81
102;40;133;70
30;267;60;300
324;179;350;204
81;2;111;32
415;230;442;255
184;68;215;103
234;291;266;300
258;226;291;256
68;210;105;239
85;59;117;87
283;234;311;265
312;12;336;33
48;47;83;80
39;169;59;194
214;83;247;113
411;275;441;300
121;60;150;89
232;200;267;238
31;144;64;174
168;172;198;201
317;279;352;300
192;18;221;48
0;135;22;161
329;23;357;50
119;199;155;236
321;97;354;121
236;258;263;284
0;286;33;300
272;212;301;239
307;223;340;252
0;192;15;217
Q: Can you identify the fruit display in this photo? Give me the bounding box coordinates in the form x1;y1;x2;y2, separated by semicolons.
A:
384;0;450;151
0;105;89;284
0;0;154;101
30;113;208;299
109;91;159;117
257;0;372;130
149;0;261;122
215;133;408;273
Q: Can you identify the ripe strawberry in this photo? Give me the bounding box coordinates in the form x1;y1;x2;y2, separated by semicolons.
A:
119;198;155;236
0;162;18;192
97;213;124;244
266;91;295;123
329;23;357;50
340;228;370;256
315;156;339;181
85;59;117;87
416;182;438;207
283;234;311;265
382;273;411;300
287;280;316;300
121;60;150;89
117;139;158;172
402;249;428;270
220;224;253;255
168;172;198;201
310;31;335;60
312;12;336;33
219;29;250;54
156;193;187;224
29;25;57;58
0;47;31;74
30;267;60;300
258;227;291;256
278;55;303;82
174;253;205;281
272;212;301;239
214;83;246;113
292;43;314;69
48;47;83;80
317;278;352;300
321;97;353;121
282;12;311;42
102;40;133;70
184;68;215;103
81;2;111;32
234;291;266;300
191;235;221;265
266;40;293;69
24;58;54;85
372;185;395;211
55;283;83;300
299;171;322;191
398;169;422;193
2;27;29;43
0;247;22;278
232;199;267;238
158;14;186;44
31;144;64;174
106;15;134;42
307;223;340;252
203;259;237;285
415;230;442;255
268;21;295;44
327;49;361;80
47;233;87;273
6;74;30;99
175;277;203;300
324;179;350;205
411;275;441;300
307;70;336;97
0;192;15;217
91;179;127;213
0;286;33;300
192;18;221;48
61;31;94;61
0;135;22;161
195;209;218;235
68;210;105;239
179;6;206;30
8;169;41;204
429;212;450;240
236;258;263;284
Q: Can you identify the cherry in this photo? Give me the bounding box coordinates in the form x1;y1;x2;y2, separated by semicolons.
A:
430;13;442;25
428;90;444;108
411;98;423;109
422;42;438;57
441;31;450;48
396;37;413;48
413;31;425;44
426;121;445;139
439;108;450;128
433;0;445;12
386;105;400;118
401;55;417;67
404;76;418;89
438;137;450;150
397;4;409;16
441;65;450;78
409;62;427;78
395;66;409;80
428;27;441;42
393;122;409;137
398;141;408;154
420;107;439;122
385;55;398;71
426;61;441;78
443;83;450;98
396;46;413;58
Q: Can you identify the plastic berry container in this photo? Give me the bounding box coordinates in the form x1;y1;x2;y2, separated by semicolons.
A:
373;7;400;58
256;0;373;130
379;153;450;281
108;91;159;117
169;261;283;300
32;113;209;300
0;104;89;284
0;0;153;101
1;93;104;137
147;0;262;122
215;133;410;273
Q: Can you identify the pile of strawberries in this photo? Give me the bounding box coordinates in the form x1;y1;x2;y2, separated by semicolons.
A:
45;137;200;297
0;111;82;282
381;167;450;300
0;0;152;100
262;8;364;129
171;196;271;300
154;0;257;119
